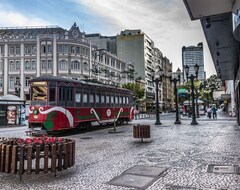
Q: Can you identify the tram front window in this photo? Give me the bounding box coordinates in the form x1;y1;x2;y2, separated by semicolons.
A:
31;85;47;105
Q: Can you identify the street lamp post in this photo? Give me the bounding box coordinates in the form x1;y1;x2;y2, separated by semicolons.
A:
188;93;191;117
195;90;199;118
185;63;199;125
169;68;181;124
151;69;164;125
204;90;207;113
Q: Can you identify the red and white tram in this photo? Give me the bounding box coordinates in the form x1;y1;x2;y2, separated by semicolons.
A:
28;75;134;133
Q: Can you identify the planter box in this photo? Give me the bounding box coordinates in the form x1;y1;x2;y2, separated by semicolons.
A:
0;138;75;180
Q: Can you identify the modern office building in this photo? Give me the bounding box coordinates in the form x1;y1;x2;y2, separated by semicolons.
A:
116;30;173;112
182;43;205;83
0;23;133;101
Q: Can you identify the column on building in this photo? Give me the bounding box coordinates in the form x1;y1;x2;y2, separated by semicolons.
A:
53;34;57;76
36;35;41;77
20;43;24;99
89;42;92;78
0;46;2;94
4;44;8;95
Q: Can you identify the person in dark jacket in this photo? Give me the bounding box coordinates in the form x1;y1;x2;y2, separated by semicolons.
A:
212;106;217;119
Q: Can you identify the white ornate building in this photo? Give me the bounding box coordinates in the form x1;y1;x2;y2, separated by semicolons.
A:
0;23;134;101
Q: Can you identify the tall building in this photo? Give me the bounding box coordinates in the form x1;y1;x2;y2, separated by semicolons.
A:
115;30;155;111
162;57;173;112
182;43;205;83
0;23;133;101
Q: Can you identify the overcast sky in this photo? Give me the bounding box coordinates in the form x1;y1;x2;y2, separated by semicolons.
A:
0;0;216;78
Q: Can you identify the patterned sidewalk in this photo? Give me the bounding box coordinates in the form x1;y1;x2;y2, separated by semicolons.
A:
0;111;239;190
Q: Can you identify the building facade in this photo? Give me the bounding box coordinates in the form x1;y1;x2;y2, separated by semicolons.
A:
162;57;173;112
0;23;133;101
85;33;117;55
116;30;155;112
182;43;205;83
116;30;173;112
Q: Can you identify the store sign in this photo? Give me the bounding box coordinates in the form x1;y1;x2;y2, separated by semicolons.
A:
178;89;186;93
221;94;231;100
7;106;16;125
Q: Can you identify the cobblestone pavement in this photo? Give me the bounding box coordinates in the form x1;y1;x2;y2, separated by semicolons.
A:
0;111;240;190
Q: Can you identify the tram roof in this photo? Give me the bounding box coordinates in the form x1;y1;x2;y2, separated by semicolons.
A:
31;75;132;92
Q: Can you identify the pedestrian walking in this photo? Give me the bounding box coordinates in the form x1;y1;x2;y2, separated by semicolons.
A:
212;106;217;119
134;109;139;120
207;106;212;119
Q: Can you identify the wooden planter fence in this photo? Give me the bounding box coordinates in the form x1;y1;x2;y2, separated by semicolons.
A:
0;138;75;180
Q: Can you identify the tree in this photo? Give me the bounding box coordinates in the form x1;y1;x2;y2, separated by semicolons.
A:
205;74;222;92
122;83;145;107
202;74;222;102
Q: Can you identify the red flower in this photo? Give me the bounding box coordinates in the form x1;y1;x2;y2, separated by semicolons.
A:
16;136;65;146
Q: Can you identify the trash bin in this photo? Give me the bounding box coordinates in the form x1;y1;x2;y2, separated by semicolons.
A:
133;124;150;142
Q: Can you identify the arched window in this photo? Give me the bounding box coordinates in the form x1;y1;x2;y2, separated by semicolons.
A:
47;60;52;69
10;61;15;70
16;61;20;70
71;60;80;70
59;60;68;70
25;60;30;70
31;60;36;70
41;60;46;70
83;62;88;71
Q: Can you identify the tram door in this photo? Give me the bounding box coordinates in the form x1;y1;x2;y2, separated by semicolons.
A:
66;85;74;128
58;83;69;129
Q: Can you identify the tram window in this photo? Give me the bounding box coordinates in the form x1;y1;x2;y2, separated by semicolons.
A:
115;96;119;104
59;88;61;101
59;88;64;101
96;94;100;103
66;89;69;100
68;88;73;101
90;94;94;103
101;95;105;103
62;88;66;100
75;93;81;103
126;97;129;104
111;96;114;104
83;93;88;103
119;96;122;104
106;95;110;104
49;87;56;102
123;97;126;104
32;85;47;101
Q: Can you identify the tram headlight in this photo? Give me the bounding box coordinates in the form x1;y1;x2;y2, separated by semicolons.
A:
33;108;39;115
